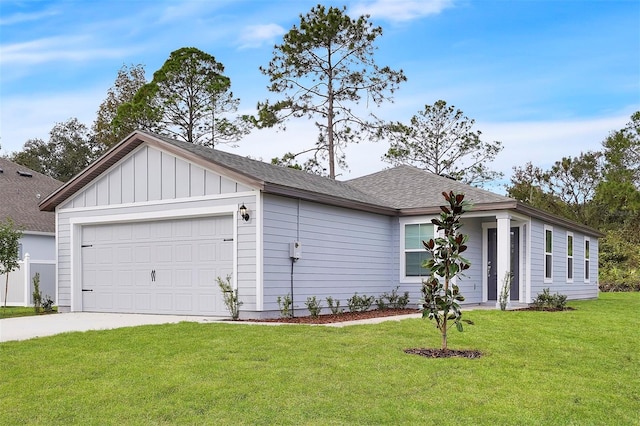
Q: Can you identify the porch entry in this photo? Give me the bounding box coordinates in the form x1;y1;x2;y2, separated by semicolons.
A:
487;227;519;300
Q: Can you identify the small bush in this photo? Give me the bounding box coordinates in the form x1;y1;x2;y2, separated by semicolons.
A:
377;287;410;310
277;293;293;318
347;293;375;313
305;296;322;318
326;296;343;314
41;295;54;312
32;272;42;313
217;274;243;320
531;288;567;311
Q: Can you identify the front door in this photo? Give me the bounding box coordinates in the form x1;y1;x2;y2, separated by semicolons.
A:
487;227;520;301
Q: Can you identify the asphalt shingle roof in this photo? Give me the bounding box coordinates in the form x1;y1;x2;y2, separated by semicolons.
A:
346;165;514;209
0;158;62;233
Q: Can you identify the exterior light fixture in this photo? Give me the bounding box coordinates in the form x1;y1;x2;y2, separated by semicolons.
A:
239;204;250;222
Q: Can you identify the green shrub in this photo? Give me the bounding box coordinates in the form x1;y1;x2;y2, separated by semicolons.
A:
216;274;243;320
376;286;411;310
305;296;322;318
42;295;54;312
530;288;567;311
277;294;293;318
326;296;343;314
347;293;374;312
32;272;42;314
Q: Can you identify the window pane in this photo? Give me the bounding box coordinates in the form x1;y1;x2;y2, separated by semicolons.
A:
545;229;553;253
567;235;573;256
585;240;590;259
545;254;552;279
568;258;573;279
585;260;590;280
406;252;431;277
405;224;433;250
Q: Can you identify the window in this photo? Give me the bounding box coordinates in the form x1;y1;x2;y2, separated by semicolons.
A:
567;232;573;282
544;226;553;282
584;237;590;282
403;223;434;278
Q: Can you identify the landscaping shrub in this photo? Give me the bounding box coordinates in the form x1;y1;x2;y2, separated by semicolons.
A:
347;293;374;312
277;293;293;318
305;296;322;318
530;288;567;311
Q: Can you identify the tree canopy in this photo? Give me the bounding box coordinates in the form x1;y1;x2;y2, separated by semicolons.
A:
10;118;100;182
93;64;147;149
116;47;249;147
254;4;406;178
382;100;503;187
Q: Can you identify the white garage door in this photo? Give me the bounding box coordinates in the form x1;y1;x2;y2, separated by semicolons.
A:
81;216;234;315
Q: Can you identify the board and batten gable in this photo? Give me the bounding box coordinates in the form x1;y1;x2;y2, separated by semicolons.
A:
528;218;598;301
55;144;258;313
261;194;407;316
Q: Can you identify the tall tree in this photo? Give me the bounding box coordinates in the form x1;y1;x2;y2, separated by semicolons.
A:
11;118;99;182
382;100;503;186
116;47;249;147
93;64;147;149
255;4;406;179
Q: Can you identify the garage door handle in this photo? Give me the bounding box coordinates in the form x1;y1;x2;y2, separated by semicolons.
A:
82;289;93;292
151;270;156;282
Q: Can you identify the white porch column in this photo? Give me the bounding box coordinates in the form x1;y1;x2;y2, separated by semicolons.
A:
495;214;511;308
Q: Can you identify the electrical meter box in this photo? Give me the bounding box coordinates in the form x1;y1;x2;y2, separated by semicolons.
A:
290;241;302;259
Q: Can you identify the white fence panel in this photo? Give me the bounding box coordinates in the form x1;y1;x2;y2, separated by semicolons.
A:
0;254;56;307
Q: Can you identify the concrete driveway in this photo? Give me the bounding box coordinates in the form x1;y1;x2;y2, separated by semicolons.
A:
0;312;226;342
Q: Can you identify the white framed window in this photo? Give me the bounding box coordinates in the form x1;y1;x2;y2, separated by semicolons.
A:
544;225;553;282
584;237;591;283
400;221;435;281
567;232;574;282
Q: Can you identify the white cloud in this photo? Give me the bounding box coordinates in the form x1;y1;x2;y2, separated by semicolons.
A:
0;8;59;26
0;36;132;66
237;24;286;49
351;0;454;22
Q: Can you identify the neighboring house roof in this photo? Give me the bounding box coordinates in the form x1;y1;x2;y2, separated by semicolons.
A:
39;130;603;237
0;157;62;234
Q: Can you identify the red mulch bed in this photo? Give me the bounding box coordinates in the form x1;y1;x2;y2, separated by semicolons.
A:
241;308;420;324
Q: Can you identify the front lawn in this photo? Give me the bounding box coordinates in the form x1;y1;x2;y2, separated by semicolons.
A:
0;306;58;319
1;292;638;425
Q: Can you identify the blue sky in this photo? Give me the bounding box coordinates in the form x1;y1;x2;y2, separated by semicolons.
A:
1;0;638;188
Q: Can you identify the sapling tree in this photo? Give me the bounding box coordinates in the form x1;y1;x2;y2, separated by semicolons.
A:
1;218;23;308
421;191;473;349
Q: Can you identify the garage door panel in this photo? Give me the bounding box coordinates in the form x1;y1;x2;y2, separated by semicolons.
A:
82;216;233;315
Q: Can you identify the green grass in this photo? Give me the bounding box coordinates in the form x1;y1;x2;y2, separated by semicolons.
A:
0;306;57;319
1;293;639;425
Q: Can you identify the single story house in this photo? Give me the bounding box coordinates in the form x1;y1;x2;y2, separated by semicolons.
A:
1;157;62;305
40;131;601;318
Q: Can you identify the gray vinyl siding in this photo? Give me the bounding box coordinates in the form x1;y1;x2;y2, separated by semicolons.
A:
262;194;403;315
529;219;598;301
458;217;484;303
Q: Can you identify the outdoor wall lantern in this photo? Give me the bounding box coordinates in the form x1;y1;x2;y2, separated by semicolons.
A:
239;204;250;222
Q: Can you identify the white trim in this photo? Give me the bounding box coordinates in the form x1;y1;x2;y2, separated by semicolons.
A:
566;231;574;283
544;225;553;283
21;230;56;237
584;236;591;283
59;190;257;214
524;220;532;304
481;222;490;302
398;216;437;283
255;192;264;311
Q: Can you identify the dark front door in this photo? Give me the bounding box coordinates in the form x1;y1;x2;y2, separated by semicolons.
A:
487;227;520;301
